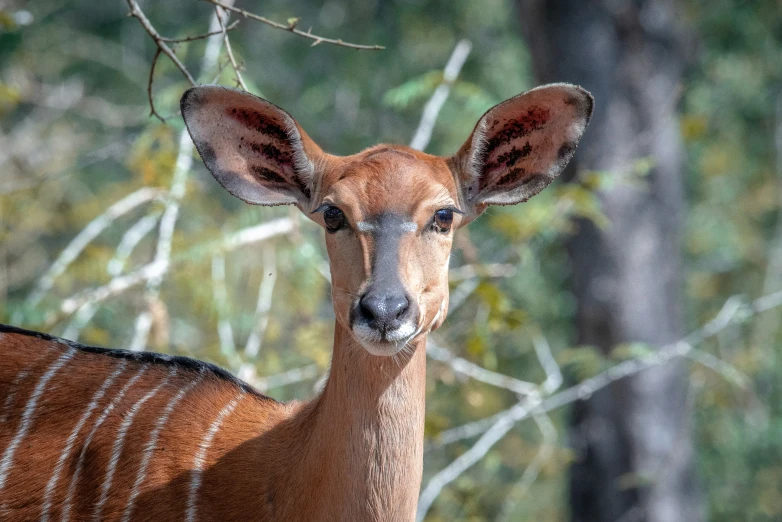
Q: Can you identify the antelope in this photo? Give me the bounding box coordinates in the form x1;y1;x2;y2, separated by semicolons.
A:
0;82;592;521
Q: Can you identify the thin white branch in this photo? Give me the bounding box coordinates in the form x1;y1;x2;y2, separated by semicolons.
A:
497;409;557;521
532;335;562;394
684;347;749;388
62;302;99;341
420;291;778;515
447;278;479;313
246;364;319;393
211;253;241;369
428;407;512;450
131;4;232;347
221;218;294;251
107;213;160;277
146;130;194;291
448;263;517;282
53;218;292;324
244;246;277;359
409;39;472;151
128;312;152;352
60;260;167;316
215;6;248;90
427;338;538;396
20;187;164;317
417;399;532;521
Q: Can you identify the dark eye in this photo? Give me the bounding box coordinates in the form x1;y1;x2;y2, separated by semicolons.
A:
433;209;453;233
323;206;346;232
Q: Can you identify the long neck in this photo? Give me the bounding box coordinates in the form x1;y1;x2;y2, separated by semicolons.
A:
292;323;427;521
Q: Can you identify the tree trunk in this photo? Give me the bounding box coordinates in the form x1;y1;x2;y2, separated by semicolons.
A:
517;1;703;521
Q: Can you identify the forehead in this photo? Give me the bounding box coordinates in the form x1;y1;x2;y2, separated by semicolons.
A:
320;147;459;215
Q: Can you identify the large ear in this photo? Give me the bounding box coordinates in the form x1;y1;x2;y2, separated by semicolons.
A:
181;85;323;207
450;83;593;218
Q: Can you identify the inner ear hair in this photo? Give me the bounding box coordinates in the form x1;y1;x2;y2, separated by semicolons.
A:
453;83;594;213
181;85;324;208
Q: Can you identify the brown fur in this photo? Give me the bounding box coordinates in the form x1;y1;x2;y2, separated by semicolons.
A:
0;83;592;521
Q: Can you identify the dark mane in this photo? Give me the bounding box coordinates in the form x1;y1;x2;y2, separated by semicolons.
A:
0;323;275;402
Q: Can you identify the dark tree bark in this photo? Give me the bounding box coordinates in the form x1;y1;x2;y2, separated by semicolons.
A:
516;2;703;521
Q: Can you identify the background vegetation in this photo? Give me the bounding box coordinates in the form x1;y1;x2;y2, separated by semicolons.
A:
1;0;780;519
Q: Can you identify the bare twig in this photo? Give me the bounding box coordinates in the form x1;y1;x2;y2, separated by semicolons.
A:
409;39;472;151
52;218;293;324
428;339;538;395
417;398;533;521
126;0;196;86
532;335;562;394
249;364;319;393
18;187;164;320
62;302;99;342
244;246;277;359
448;263;516;282
107;213;161;277
146;47;165;122
130;6;230;350
203;0;385;51
215;6;248;90
496;409;557;521
418;292;775;518
211;253;242;368
159;20;240;43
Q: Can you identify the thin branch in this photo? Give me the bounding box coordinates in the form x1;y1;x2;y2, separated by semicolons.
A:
19;187;164;319
448;263;516;282
62;302;99;342
126;0;196;86
447;278;479;313
244;246;277;359
107;213;161;277
215;6;248;90
159;19;240;43
417;399;533;521
146;47;165;122
249;364;319;393
532;335;562;394
427;338;538;395
419;292;775;516
211;253;242;368
409;39;472;151
203;0;385;51
496;409;557;521
684;348;749;388
128;311;152;352
51;218;293;324
131;7;229;349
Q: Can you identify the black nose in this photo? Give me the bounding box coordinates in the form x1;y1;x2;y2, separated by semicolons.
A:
359;292;409;332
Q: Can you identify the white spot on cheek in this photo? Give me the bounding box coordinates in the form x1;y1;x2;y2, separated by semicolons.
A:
399;222;418;233
356;221;376;232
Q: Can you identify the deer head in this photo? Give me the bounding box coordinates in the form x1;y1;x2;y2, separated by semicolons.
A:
181;84;592;357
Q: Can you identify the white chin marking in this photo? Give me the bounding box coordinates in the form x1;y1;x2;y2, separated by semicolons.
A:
352;322;417;356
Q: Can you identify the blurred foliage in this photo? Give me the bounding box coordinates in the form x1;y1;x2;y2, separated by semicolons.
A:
0;0;781;520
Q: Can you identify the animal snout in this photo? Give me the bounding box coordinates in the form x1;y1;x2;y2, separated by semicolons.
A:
358;292;410;333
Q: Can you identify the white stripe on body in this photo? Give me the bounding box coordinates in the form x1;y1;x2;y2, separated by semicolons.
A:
120;373;204;522
185;391;245;522
39;362;128;522
0;347;76;491
61;365;149;522
91;368;175;522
